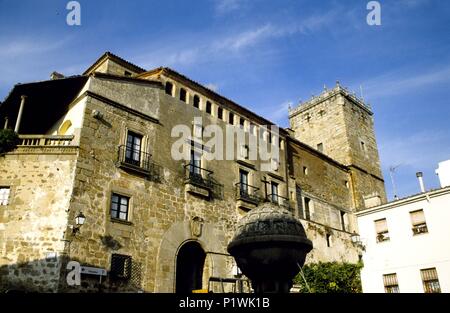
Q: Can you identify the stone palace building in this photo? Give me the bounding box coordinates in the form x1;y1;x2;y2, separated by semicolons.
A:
0;52;386;292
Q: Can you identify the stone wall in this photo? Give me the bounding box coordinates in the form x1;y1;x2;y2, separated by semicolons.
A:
0;149;77;292
304;220;361;264
288;140;352;209
0;70;381;292
62;76;257;292
289;87;386;209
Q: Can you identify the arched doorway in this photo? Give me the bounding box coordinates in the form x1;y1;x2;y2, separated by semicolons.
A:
175;241;206;293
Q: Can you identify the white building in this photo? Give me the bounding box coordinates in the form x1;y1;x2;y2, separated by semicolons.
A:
356;161;450;293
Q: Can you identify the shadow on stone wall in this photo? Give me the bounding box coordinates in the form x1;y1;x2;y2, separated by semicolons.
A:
0;256;143;293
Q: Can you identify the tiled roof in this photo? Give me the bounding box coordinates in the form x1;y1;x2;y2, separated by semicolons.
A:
140;67;289;135
83;51;146;75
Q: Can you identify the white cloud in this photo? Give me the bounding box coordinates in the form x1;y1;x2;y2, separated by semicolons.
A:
204;83;219;92
214;0;245;14
256;100;292;126
136;10;338;69
219;24;275;51
0;37;69;59
361;65;450;100
379;129;450;199
379;129;450;170
399;0;429;8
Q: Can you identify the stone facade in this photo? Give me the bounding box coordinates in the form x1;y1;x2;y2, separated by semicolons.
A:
0;148;77;292
0;52;385;292
289;84;386;209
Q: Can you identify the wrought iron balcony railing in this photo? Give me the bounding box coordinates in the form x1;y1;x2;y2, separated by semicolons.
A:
184;164;214;190
117;145;161;181
267;193;291;210
235;183;261;204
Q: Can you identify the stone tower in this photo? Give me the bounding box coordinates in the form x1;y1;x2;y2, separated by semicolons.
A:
288;82;386;210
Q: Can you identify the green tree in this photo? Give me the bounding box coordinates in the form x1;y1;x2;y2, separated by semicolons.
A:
0;129;20;154
294;262;363;293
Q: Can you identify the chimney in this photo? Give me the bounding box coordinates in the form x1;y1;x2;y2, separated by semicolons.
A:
416;172;426;193
50;71;65;80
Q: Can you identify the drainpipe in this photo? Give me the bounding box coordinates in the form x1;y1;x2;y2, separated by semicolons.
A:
14;95;27;133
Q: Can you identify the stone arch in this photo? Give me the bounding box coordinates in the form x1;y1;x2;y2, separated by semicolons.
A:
175;240;206;293
58;120;73;135
153;220;229;293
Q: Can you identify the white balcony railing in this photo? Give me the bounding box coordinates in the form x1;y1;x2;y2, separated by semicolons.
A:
18;135;75;147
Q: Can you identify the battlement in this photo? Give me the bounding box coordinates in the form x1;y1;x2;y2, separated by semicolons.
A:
289;82;372;119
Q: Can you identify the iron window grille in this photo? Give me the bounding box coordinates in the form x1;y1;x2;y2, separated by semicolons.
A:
421;268;441;293
383;273;400;293
110;254;132;280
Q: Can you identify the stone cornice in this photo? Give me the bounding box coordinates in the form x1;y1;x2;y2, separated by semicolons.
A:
8;146;79;155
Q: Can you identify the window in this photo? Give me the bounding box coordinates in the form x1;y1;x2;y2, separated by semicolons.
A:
124;71;132;77
111;193;130;221
345;180;349;189
383;273;400;293
217;107;223;120
229;112;234;125
303;166;308;175
206;101;212;114
410;209;428;235
375;218;390;242
193;124;203;140
180;88;187;103
268;132;272;144
326;234;332;247
0;187;10;205
271;157;279;171
304;197;311;220
110;254;132;280
190;150;201;175
317;143;323;152
165;82;174;96
340;211;347;232
239;118;245;129
125;131;142;166
421;268;441;293
360;141;366;152
239;169;249;195
249;123;255;135
239;145;249;159
271;182;278;203
296;185;303;219
193;95;200;108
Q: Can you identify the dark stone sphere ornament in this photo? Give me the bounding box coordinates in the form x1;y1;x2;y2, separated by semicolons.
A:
227;202;313;293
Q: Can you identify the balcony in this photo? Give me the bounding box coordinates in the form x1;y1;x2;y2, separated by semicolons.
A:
267;194;292;211
19;135;75;146
412;223;428;235
184;164;215;198
235;183;261;211
376;232;390;243
10;135;78;155
117;145;161;182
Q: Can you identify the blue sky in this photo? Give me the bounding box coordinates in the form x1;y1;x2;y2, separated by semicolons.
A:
1;0;449;200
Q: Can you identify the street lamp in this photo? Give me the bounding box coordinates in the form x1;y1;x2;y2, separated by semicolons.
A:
351;232;365;251
351;232;360;244
72;212;86;235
